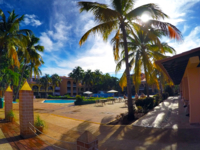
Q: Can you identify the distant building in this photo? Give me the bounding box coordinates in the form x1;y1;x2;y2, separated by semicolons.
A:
28;76;91;98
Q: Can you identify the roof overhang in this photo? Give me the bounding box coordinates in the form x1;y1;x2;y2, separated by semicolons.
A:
156;47;200;85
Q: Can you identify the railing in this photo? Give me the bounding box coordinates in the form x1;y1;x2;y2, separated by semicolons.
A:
54;92;60;95
73;85;76;87
40;89;45;92
48;90;53;92
29;122;76;150
67;90;71;93
33;89;38;92
55;87;60;90
67;84;71;87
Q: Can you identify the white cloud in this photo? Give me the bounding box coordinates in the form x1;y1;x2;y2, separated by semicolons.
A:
40;0;200;78
182;25;190;34
170;26;200;54
24;14;42;27
41;67;72;76
39;21;72;52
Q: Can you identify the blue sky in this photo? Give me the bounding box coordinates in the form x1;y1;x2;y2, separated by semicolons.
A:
1;0;200;78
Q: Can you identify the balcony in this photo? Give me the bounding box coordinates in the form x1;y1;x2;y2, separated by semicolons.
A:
54;92;60;96
40;89;45;92
33;89;38;92
55;87;60;90
67;84;71;87
48;90;53;92
67;90;71;93
73;85;76;87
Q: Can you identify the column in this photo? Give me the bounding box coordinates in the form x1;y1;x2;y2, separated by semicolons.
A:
77;131;98;150
4;86;13;120
19;81;34;138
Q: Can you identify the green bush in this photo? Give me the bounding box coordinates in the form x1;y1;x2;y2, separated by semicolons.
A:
135;97;154;110
153;94;161;106
164;85;174;96
47;95;74;99
162;92;169;100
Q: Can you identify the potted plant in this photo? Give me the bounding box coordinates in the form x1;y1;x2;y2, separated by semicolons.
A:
7;110;15;122
34;115;45;134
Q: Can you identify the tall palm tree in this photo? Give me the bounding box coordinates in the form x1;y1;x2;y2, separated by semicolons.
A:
83;69;93;87
68;66;84;84
0;9;32;67
38;74;52;98
51;74;61;95
115;26;176;97
13;34;44;101
78;0;182;119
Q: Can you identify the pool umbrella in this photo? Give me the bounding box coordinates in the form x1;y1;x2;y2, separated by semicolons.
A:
107;90;118;93
83;91;93;94
107;90;118;97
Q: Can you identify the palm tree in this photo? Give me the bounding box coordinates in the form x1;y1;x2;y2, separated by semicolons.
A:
13;34;44;101
38;74;52;98
68;66;84;84
0;9;32;67
78;0;182;119
51;74;61;95
115;26;176;97
83;69;93;87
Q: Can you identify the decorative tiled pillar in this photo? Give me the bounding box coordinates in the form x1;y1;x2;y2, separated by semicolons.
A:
4;86;13;120
77;131;98;150
19;81;34;138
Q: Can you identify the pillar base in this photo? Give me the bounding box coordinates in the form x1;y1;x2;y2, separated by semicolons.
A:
20;134;35;139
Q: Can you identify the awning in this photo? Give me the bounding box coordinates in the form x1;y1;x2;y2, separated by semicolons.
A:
156;47;200;85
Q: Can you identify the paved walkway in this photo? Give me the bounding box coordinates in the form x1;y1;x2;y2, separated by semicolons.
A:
1;97;200;150
0;128;12;150
133;96;200;129
0;120;54;150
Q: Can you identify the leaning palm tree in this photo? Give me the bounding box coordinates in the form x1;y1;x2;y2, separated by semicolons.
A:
78;0;182;119
0;9;32;67
115;25;176;97
13;34;44;101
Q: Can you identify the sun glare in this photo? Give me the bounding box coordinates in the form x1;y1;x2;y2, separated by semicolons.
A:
141;14;150;22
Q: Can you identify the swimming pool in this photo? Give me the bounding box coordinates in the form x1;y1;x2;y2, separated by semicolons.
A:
43;100;75;103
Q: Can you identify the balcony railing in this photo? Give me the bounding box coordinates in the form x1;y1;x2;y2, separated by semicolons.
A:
55;87;60;90
33;89;38;92
54;92;60;95
40;89;45;92
73;85;76;87
67;90;71;93
67;84;71;87
48;90;53;92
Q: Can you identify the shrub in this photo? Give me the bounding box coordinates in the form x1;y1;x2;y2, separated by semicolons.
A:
34;115;45;128
162;92;169;100
153;94;161;106
135;97;154;110
164;85;174;96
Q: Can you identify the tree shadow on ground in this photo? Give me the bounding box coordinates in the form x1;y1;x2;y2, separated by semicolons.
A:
48;97;200;150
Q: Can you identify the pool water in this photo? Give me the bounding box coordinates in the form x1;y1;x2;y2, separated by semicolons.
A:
43;100;75;103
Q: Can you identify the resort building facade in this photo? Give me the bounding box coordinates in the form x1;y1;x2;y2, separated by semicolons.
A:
28;76;91;98
156;47;200;124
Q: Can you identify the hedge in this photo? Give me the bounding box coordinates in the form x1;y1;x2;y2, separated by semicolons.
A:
47;95;75;99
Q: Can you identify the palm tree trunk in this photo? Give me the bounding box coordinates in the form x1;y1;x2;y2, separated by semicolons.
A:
143;64;149;98
120;22;134;120
13;64;26;101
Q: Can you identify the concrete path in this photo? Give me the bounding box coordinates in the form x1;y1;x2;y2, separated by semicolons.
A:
0;128;13;150
133;96;200;129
